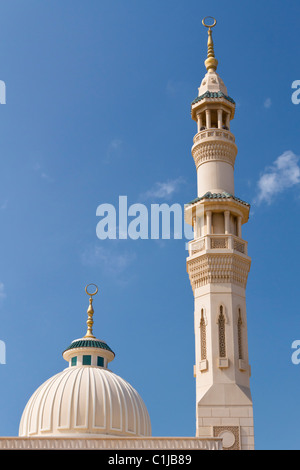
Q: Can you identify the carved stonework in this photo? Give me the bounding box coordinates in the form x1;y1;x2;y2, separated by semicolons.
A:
200;310;207;360
192;140;237;169
213;426;240;450
187;253;251;291
218;307;226;358
0;437;222;451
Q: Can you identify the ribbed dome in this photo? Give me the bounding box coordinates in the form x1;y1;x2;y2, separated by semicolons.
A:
19;366;151;437
19;284;151;438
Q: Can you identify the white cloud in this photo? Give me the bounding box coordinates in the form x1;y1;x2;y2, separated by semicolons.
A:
255;151;300;205
141;177;185;201
264;98;272;109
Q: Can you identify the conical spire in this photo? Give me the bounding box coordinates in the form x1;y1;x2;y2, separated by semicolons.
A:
202;16;218;72
84;283;99;338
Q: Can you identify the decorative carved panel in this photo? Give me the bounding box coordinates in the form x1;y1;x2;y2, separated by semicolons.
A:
213;426;240;450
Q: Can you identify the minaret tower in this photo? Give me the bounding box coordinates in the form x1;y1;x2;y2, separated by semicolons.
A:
185;18;254;451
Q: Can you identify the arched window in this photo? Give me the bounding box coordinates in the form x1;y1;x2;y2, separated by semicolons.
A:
218;306;226;358
200;309;207;360
238;309;243;360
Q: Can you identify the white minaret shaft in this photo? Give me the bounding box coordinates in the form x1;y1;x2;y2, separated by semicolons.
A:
185;18;254;451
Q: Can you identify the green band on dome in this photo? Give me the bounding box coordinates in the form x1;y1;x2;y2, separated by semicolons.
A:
63;339;115;355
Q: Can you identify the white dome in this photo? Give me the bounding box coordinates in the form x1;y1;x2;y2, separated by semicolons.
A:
19;366;151;438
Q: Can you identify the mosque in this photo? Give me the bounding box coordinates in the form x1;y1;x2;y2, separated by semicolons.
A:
0;18;254;451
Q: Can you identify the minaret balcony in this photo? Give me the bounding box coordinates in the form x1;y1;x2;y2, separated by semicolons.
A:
188;234;248;257
191;128;238;171
193;128;236;146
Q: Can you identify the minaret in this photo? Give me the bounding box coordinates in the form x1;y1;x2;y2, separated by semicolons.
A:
185;18;254;451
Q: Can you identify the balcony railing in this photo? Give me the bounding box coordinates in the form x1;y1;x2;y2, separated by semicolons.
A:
193;128;235;145
188;234;248;257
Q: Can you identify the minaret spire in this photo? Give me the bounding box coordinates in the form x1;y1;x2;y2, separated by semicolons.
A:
185;18;255;450
202;16;218;72
84;283;99;339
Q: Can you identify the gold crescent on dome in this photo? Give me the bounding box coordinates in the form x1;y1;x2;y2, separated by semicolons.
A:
202;16;217;29
85;283;99;297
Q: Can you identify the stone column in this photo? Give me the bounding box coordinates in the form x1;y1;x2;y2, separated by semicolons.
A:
197;114;203;132
206;211;212;234
192;216;197;238
226;113;230;129
237;216;242;238
224;210;230;234
217;109;223;129
205;109;211;129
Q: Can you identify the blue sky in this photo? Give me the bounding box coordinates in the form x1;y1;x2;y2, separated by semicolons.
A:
0;0;300;450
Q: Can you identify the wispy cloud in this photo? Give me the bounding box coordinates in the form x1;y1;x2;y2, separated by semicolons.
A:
81;244;136;277
141;177;185;201
105;138;123;163
166;80;182;95
254;150;300;205
264;98;272;109
33;163;53;182
0;200;8;210
166;79;190;97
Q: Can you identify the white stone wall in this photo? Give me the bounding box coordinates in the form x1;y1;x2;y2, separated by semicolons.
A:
197;405;254;450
